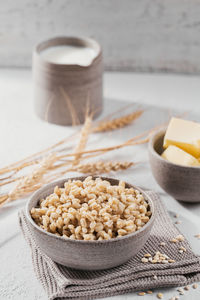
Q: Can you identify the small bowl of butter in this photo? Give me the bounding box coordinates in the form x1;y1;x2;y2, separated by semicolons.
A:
149;117;200;202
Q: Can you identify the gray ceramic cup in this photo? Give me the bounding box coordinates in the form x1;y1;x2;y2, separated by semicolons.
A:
149;129;200;203
26;176;155;270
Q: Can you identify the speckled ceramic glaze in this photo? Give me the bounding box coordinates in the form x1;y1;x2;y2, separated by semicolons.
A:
149;129;200;203
26;176;155;270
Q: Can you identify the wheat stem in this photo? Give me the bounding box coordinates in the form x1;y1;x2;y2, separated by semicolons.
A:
73;115;92;165
60;87;80;126
4;153;57;205
0;124;160;189
58;127;153;160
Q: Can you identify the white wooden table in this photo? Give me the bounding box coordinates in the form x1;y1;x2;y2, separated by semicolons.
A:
0;69;200;300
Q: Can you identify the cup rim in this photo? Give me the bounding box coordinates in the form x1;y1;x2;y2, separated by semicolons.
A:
34;36;102;69
148;128;200;170
26;176;155;245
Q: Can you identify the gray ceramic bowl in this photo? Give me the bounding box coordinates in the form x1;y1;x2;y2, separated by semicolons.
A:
149;129;200;203
26;176;155;270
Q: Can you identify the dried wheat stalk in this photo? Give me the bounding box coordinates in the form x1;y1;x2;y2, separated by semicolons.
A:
0;153;58;207
60;87;80;126
0;118;165;208
0;131;78;176
0;123;160;190
98;103;137;122
42;160;136;184
44;98;53;123
71;161;135;174
93;110;143;132
0;176;23;187
0;159;136;207
0;109;142;178
0;136;143;188
0;103;176;180
58;126;155;160
73;115;92;165
0;119;163;207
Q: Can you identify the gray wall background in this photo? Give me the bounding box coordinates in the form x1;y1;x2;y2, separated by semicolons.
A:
1;0;200;74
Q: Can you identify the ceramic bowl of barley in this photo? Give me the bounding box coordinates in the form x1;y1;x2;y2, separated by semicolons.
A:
26;176;155;270
148;129;200;202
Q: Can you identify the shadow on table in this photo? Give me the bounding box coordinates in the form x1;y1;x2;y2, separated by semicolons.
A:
0;198;26;219
179;201;200;217
0;231;21;248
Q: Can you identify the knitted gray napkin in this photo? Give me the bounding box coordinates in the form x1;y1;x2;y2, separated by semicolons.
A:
19;192;200;300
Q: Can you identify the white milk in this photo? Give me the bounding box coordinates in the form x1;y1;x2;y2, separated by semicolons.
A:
40;45;98;66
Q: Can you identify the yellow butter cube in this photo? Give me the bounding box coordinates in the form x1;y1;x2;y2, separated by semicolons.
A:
161;145;200;166
163;117;200;158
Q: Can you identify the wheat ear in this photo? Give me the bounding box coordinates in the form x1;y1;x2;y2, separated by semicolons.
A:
42;160;136;183
93;110;143;132
71;161;135;174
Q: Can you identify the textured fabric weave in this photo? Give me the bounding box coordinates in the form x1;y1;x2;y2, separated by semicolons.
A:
19;192;200;300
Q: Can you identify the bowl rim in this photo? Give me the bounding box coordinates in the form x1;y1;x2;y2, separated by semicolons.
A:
148;128;200;170
25;176;155;244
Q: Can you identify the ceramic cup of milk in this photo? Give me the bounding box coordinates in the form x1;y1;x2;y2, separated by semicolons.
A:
33;37;103;126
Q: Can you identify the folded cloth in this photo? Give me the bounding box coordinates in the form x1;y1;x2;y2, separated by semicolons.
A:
19;191;200;300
